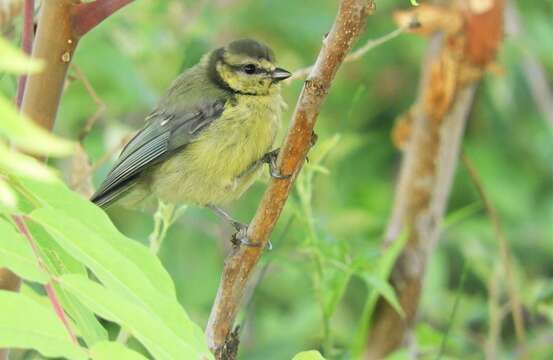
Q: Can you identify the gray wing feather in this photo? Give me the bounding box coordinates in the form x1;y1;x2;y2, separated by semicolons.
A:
91;99;226;207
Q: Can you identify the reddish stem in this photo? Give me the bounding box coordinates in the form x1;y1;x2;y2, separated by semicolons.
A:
12;215;79;345
16;0;35;108
71;0;135;38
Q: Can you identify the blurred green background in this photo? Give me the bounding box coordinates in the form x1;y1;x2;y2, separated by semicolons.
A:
2;0;553;359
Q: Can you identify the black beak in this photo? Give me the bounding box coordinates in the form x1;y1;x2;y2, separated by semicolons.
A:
271;67;292;81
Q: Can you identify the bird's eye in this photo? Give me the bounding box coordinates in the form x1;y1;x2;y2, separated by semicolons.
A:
243;64;257;74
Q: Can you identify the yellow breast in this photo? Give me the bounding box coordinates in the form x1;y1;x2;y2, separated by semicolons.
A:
150;90;283;206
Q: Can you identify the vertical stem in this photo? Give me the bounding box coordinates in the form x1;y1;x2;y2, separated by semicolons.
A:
16;0;35;107
20;0;80;131
0;2;35;357
365;0;505;356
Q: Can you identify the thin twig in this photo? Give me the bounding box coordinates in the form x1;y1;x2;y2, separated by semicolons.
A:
287;18;417;82
436;261;468;359
15;0;34;108
0;2;35;356
485;266;502;360
70;64;107;141
461;154;527;356
72;132;135;189
12;216;79;346
205;1;375;358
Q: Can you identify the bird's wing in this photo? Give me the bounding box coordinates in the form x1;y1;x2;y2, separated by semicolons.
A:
91;99;227;207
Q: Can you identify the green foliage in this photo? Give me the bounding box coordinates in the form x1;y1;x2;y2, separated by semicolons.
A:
0;36;212;360
1;0;553;359
90;341;149;360
292;350;326;360
0;218;47;284
0;291;87;360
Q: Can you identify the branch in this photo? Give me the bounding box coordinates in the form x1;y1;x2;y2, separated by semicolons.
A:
205;0;375;358
288;17;418;82
15;0;35;108
364;1;505;358
71;0;134;38
461;154;527;353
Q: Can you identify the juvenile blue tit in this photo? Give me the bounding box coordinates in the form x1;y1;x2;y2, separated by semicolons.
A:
91;39;292;245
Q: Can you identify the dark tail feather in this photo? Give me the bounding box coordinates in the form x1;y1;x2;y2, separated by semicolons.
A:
90;181;136;208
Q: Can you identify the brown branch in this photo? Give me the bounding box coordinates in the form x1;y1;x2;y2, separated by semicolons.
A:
364;1;505;358
71;0;134;38
462;154;527;355
205;0;375;358
20;0;79;131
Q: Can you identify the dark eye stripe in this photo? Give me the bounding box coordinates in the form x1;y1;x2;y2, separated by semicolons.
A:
221;60;270;75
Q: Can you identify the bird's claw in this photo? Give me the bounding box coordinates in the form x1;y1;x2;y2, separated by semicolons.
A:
230;222;272;250
262;149;291;180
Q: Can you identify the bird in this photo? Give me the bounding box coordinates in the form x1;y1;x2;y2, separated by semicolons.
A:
90;38;292;246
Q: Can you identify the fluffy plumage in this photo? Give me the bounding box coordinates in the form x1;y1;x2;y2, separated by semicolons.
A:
91;39;290;209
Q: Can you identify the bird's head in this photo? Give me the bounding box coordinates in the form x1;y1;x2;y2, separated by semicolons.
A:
208;39;291;96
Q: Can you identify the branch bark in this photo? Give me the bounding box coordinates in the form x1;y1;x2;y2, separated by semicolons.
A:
71;0;134;38
364;1;505;358
205;0;375;358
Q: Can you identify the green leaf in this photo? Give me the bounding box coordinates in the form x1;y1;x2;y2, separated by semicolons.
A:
20;177;175;297
60;274;213;360
0;142;58;181
0;290;87;360
0;217;48;283
91;341;149;360
0;177;17;210
28;222;109;346
351;230;408;356
20;178;211;358
292;350;326;360
322;267;352;319
0;36;43;74
0;96;76;157
362;275;404;318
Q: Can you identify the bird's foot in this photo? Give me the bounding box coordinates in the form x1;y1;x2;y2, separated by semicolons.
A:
262;149;291;180
230;222;272;250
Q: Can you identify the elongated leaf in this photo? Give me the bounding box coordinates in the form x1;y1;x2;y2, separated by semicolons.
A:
19;177;175;297
61;274;213;360
91;341;149;360
363;274;404;317
0;177;17;210
0;142;57;181
0;290;87;360
0;36;43;74
0;96;75;156
31;208;208;355
0;218;47;283
21;178;209;357
292;350;326;360
351;231;408;356
26;221;109;346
